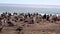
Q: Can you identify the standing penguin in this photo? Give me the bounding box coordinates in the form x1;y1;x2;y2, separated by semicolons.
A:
16;26;23;34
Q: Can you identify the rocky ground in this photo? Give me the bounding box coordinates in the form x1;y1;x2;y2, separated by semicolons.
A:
0;22;60;34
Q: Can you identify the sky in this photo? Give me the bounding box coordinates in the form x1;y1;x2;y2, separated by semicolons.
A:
0;0;60;5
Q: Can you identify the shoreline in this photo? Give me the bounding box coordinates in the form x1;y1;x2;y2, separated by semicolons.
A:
0;12;60;16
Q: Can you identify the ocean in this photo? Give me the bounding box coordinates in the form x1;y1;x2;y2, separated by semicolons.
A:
0;4;60;16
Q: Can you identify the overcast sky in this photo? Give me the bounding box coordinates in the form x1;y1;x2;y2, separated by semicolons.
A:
0;0;60;5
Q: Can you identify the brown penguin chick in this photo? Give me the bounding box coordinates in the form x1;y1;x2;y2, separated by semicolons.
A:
0;26;3;32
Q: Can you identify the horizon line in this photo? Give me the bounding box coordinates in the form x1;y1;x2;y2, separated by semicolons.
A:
0;3;60;6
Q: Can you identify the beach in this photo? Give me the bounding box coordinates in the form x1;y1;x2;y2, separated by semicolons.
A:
0;12;60;34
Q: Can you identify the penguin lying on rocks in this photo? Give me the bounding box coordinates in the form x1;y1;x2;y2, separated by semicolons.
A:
16;26;23;31
7;21;14;26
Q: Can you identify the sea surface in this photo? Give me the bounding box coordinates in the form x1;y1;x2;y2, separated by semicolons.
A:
0;5;60;16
